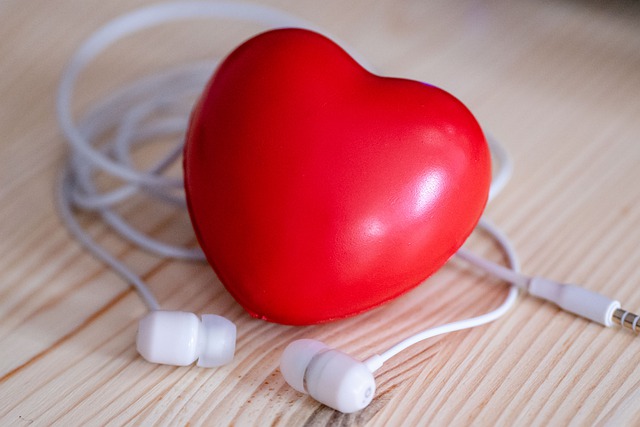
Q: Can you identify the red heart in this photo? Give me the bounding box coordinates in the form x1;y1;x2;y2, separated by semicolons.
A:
184;29;490;325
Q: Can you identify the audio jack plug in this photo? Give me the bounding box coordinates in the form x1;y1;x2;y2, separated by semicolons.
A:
612;308;640;334
528;277;639;335
455;249;639;335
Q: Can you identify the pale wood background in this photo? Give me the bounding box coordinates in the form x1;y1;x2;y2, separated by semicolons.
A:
2;0;640;425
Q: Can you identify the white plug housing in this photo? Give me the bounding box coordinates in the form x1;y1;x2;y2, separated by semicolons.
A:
280;339;376;414
136;311;236;367
528;277;620;326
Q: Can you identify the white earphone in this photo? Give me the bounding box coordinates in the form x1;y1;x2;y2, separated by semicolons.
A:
137;311;236;367
57;1;639;414
280;340;376;414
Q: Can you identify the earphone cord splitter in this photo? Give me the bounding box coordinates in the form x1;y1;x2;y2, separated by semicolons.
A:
56;1;639;376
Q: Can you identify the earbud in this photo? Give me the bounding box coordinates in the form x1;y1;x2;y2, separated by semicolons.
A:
280;339;376;413
136;311;236;368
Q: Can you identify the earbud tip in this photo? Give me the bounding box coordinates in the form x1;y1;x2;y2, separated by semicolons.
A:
280;339;328;393
197;314;236;367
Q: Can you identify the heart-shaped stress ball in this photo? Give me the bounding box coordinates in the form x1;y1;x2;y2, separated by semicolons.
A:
184;29;491;325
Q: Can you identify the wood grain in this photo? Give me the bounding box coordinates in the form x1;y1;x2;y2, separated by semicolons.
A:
1;0;640;425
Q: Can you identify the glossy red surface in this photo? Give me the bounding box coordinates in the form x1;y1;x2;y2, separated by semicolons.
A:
184;29;491;325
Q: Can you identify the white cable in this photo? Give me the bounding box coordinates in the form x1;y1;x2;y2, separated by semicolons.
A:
486;131;513;202
57;2;320;188
363;218;521;371
57;168;162;311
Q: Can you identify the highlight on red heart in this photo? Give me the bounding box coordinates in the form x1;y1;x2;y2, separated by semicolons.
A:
184;28;491;325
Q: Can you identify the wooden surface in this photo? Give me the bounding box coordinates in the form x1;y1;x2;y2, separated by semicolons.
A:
2;0;640;425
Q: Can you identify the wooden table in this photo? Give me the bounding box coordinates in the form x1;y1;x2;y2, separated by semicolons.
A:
2;1;640;425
